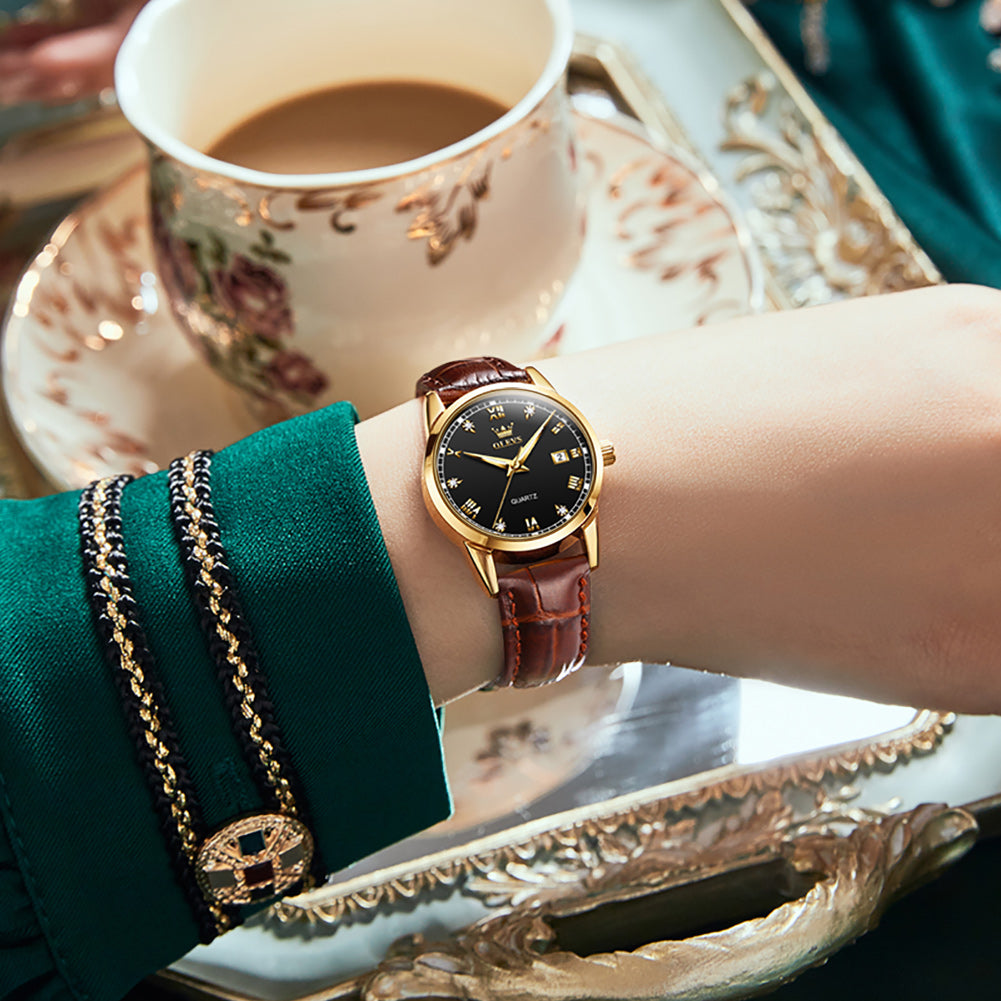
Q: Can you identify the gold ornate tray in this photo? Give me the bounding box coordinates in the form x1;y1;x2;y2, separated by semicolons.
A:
154;15;965;1001
569;5;941;306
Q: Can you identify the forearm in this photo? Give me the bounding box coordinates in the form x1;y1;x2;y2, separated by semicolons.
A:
358;284;1001;713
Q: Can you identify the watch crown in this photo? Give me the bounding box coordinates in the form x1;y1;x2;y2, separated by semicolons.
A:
600;440;616;467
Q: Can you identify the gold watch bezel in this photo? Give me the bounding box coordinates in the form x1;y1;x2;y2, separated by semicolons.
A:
420;371;606;573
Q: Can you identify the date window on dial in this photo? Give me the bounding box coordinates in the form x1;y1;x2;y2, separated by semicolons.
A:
551;449;569;465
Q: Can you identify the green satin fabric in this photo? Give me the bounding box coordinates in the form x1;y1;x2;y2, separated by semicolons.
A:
753;0;1001;286
0;402;450;1001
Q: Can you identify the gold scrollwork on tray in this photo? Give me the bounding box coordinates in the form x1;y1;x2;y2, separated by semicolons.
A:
358;798;976;1001
270;709;954;927
720;71;940;303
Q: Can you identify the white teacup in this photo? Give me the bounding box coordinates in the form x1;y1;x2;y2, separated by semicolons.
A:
115;0;582;419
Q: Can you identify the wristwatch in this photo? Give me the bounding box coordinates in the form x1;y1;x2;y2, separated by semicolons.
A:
416;357;615;689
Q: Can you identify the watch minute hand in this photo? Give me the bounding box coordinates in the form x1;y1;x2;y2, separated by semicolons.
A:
513;412;553;469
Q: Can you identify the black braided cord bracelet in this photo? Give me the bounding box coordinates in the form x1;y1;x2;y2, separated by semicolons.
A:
79;474;230;941
167;450;323;890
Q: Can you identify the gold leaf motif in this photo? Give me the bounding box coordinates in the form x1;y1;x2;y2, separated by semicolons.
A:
396;163;492;266
258;188;383;233
720;72;940;303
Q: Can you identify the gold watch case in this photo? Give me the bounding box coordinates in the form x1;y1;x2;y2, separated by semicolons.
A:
420;367;611;597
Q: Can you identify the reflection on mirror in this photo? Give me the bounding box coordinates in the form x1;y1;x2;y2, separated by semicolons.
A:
170;664;925;1001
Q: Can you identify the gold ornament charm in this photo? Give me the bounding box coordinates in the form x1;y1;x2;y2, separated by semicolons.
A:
196;813;314;906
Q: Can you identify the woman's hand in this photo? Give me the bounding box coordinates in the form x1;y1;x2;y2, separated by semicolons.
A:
358;284;1001;713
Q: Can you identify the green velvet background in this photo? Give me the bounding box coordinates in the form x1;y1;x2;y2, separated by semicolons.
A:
754;0;1001;286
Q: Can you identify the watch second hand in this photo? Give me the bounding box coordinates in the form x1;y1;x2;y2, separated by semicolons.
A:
492;463;517;530
492;412;552;528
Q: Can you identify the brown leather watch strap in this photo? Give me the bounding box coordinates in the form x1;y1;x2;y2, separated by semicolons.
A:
494;553;590;689
417;357;593;690
416;357;530;407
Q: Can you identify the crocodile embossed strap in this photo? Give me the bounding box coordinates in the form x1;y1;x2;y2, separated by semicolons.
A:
495;553;590;688
418;357;591;689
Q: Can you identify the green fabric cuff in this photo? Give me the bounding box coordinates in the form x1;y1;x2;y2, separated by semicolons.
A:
0;402;450;1001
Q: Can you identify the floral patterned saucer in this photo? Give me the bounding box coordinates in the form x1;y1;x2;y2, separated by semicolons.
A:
2;109;762;491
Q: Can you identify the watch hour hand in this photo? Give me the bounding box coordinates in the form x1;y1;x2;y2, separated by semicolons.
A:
462;451;514;471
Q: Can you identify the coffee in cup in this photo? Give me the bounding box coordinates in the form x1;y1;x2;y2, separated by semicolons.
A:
206;81;510;174
115;0;583;420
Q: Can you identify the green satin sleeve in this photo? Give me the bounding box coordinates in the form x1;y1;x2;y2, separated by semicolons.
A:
0;401;451;1001
751;0;1001;287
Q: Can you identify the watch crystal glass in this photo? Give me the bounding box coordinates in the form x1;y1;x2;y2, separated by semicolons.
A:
434;389;595;539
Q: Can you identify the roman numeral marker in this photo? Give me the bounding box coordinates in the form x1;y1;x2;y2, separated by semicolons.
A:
461;498;481;518
567;475;582;491
525;516;540;531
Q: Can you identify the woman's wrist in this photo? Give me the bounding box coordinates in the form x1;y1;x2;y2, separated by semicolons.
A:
358;284;1001;714
356;398;502;701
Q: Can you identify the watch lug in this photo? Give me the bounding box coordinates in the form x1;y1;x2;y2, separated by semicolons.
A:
423;391;445;435
582;519;599;570
465;543;499;596
524;366;555;391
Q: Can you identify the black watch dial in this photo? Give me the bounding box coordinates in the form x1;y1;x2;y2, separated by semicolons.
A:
434;388;595;539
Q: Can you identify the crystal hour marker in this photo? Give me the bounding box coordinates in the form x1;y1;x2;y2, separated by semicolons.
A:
524;404;536;418
462;420;475;432
447;477;461;489
494;519;506;532
555;504;569;518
